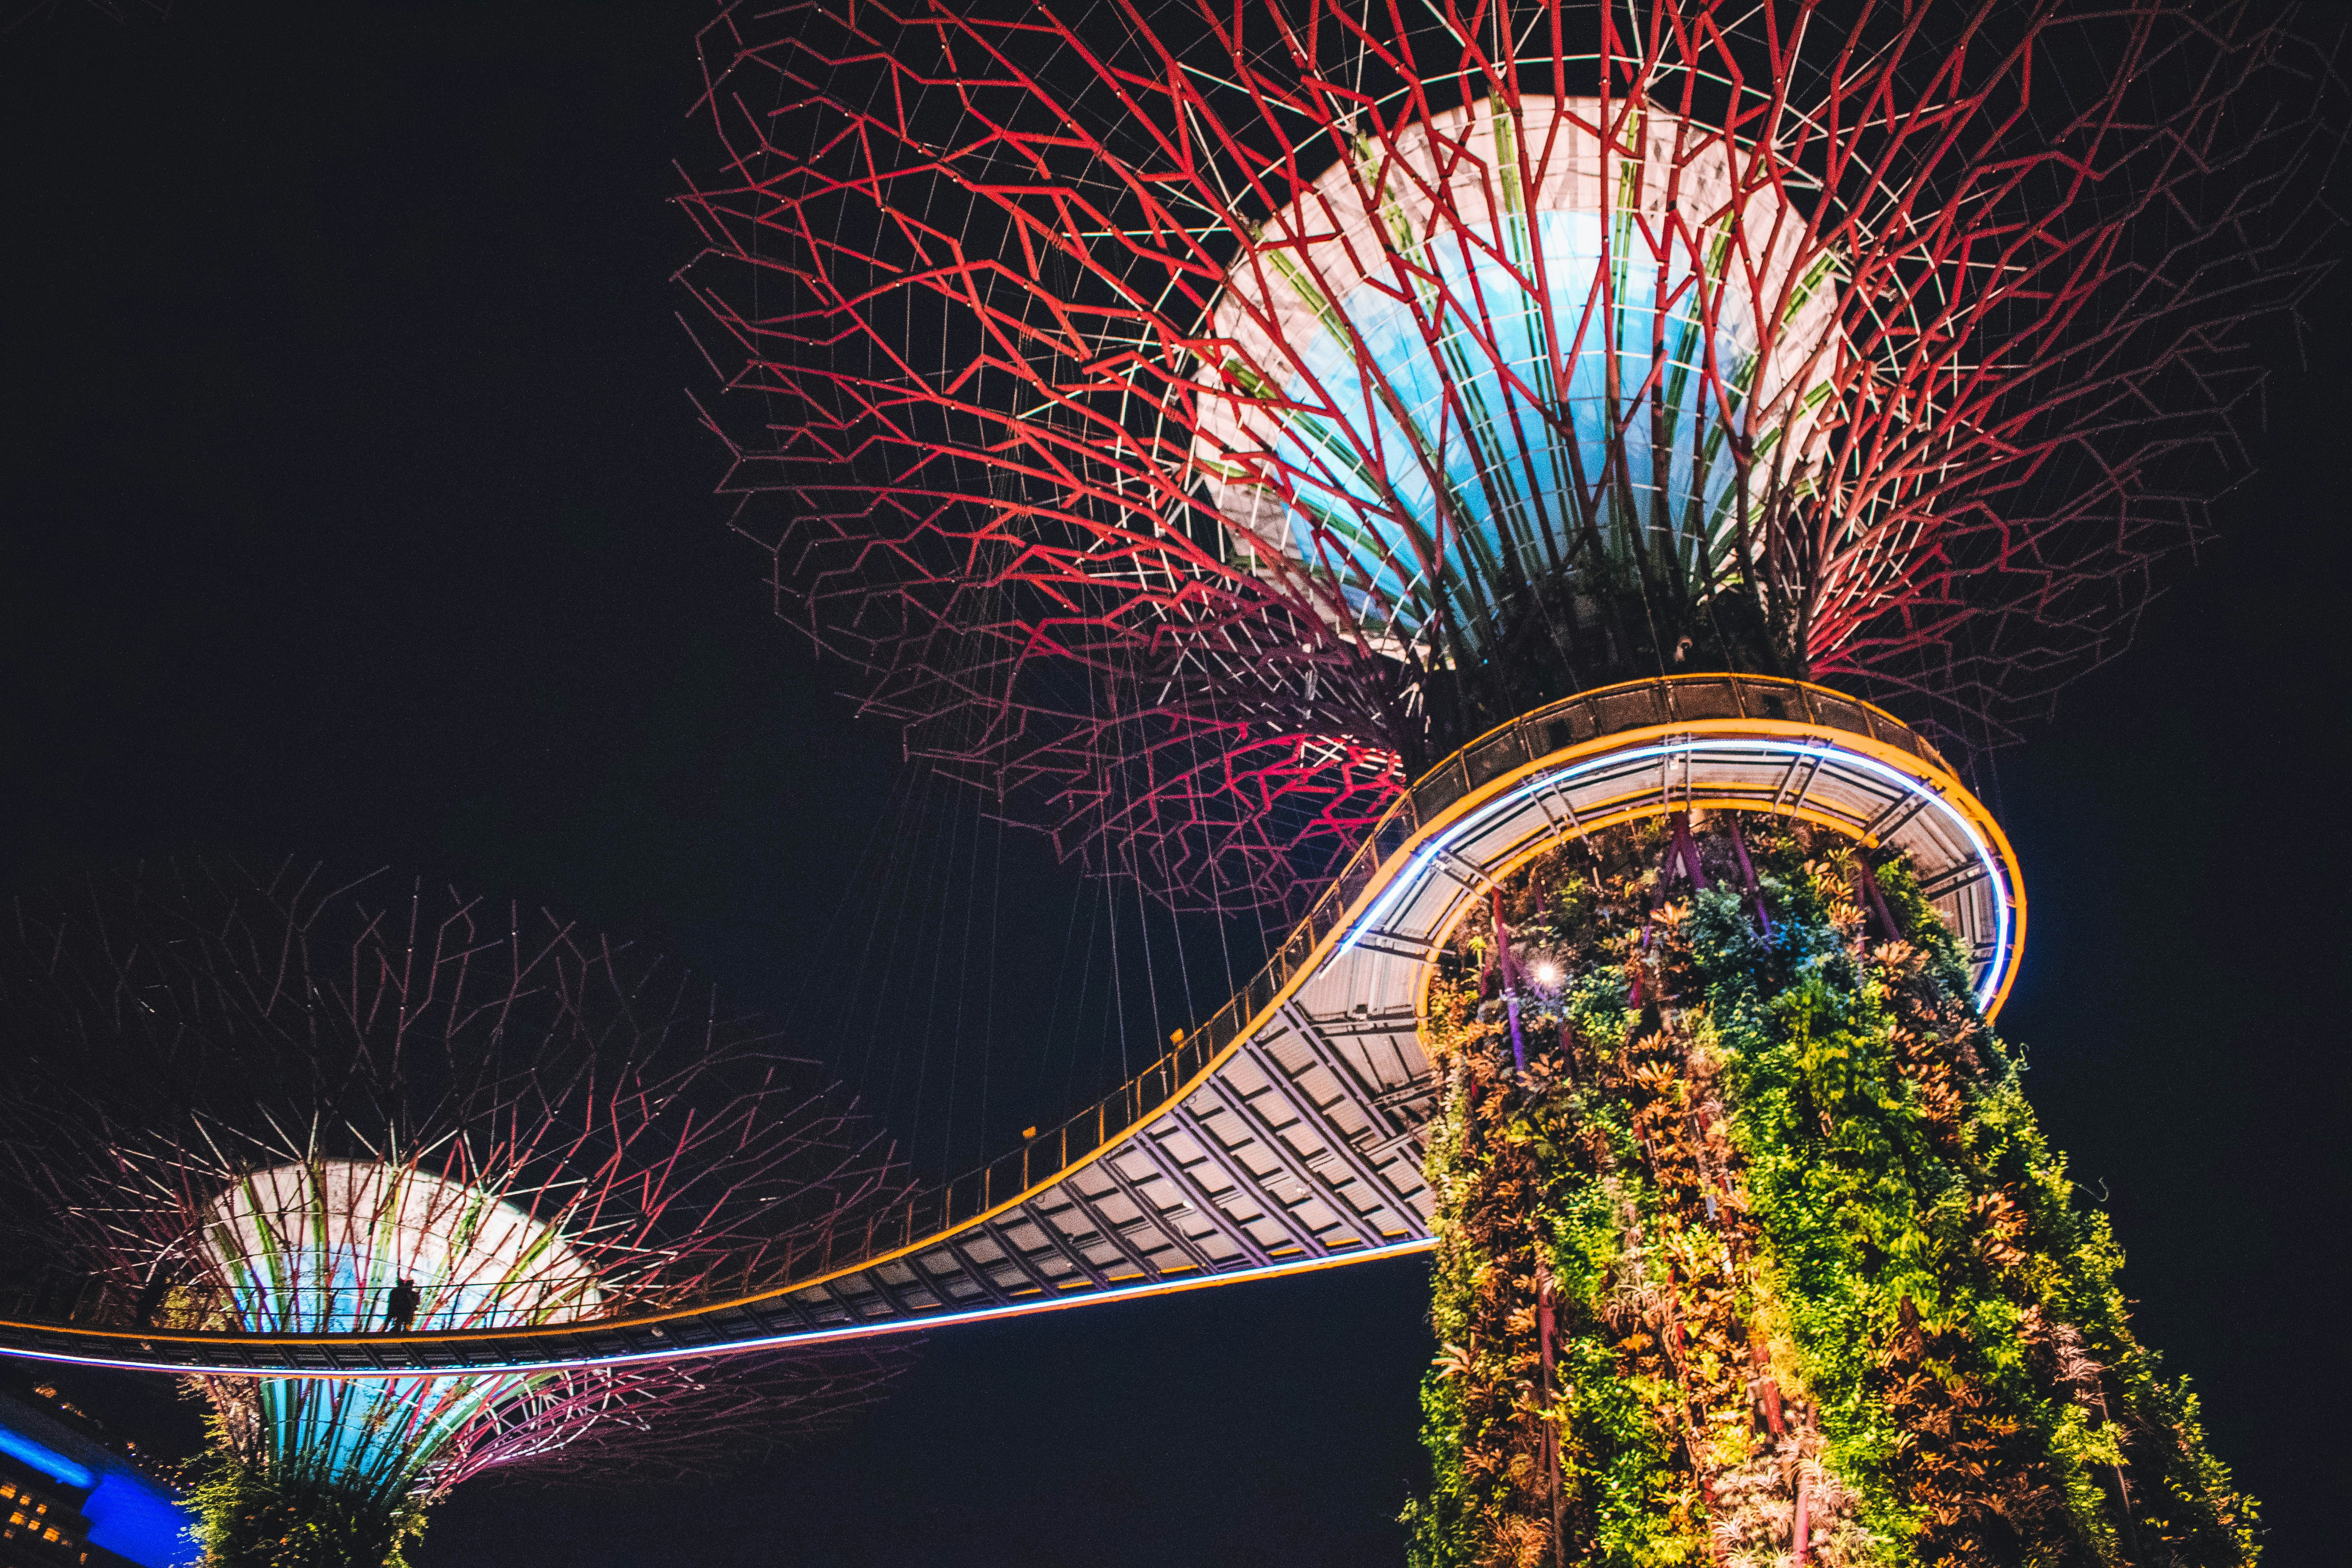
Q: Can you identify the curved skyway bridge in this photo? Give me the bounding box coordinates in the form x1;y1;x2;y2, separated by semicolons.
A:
0;676;2022;1378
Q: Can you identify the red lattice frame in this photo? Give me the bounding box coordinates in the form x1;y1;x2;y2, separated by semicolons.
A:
677;0;2322;913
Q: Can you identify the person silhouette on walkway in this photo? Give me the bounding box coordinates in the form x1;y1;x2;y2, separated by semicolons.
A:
383;1278;421;1333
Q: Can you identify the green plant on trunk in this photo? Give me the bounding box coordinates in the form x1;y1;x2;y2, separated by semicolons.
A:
1401;815;2257;1567
186;1443;432;1568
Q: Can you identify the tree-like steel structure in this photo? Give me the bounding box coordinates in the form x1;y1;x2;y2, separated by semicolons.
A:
677;4;2322;1564
1403;813;2262;1564
679;0;2320;916
0;861;910;1568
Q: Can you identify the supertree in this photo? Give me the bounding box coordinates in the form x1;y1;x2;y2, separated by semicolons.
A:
0;860;911;1568
677;2;2324;1563
678;0;2321;917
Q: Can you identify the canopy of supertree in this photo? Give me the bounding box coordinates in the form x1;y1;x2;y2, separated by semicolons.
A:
677;0;2325;914
0;860;913;1568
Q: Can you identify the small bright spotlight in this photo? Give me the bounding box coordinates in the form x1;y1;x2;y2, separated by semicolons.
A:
1533;962;1561;987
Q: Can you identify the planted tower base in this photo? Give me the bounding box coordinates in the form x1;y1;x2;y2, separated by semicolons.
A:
1403;814;2256;1567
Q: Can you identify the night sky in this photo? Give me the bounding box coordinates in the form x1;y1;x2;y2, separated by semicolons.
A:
2;5;2342;1565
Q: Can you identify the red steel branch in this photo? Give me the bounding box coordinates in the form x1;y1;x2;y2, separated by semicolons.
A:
678;0;2323;912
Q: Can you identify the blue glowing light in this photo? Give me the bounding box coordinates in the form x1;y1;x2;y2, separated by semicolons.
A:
0;1424;94;1488
1258;190;1835;658
82;1469;198;1566
0;1412;197;1566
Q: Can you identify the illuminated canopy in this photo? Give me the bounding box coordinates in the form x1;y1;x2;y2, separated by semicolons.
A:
199;1160;603;1336
194;1160;607;1499
1200;96;1839;664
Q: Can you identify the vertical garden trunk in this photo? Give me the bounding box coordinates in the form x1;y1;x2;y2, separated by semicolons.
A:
1403;815;2257;1567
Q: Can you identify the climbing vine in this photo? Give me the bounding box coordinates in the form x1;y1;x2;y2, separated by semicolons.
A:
1402;815;2257;1567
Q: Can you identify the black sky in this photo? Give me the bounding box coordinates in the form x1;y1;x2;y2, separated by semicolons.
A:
1;4;2343;1565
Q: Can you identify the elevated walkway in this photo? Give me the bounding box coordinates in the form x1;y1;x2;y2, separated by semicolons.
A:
0;677;2022;1377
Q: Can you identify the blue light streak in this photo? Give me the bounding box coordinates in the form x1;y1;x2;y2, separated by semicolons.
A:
0;1425;95;1489
0;1416;197;1566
